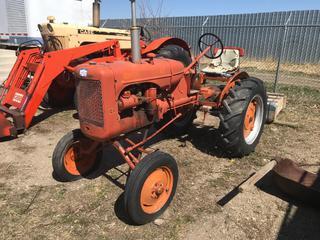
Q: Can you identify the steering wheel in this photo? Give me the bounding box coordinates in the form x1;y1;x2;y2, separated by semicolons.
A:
139;25;152;42
198;33;224;59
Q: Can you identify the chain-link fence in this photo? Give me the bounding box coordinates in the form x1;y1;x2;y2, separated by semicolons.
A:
104;10;320;92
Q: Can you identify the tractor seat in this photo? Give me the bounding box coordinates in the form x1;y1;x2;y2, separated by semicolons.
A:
202;47;245;75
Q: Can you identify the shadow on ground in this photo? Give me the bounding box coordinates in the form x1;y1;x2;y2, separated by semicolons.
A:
257;169;320;240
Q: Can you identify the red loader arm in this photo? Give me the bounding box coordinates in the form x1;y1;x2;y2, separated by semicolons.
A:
0;40;122;138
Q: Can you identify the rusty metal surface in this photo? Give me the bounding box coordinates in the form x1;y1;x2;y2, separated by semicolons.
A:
272;158;320;207
77;80;104;127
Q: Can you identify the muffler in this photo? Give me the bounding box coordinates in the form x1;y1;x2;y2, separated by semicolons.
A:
93;0;101;28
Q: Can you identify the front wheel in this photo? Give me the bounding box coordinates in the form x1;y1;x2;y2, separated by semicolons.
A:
52;129;101;182
218;77;267;157
124;151;178;225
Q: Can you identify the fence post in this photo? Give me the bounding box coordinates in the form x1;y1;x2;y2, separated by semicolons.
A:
274;13;292;92
201;17;209;36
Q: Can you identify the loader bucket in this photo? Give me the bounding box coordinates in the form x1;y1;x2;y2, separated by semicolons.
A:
272;158;320;207
0;112;13;138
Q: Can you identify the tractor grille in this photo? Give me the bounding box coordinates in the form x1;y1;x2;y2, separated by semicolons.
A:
77;80;104;127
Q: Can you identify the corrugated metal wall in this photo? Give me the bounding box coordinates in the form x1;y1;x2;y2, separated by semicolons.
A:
103;10;320;64
6;0;27;33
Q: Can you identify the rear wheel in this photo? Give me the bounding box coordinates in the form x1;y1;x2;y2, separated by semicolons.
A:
218;77;267;157
40;81;74;109
52;129;101;182
156;44;192;67
155;44;196;135
124;151;178;225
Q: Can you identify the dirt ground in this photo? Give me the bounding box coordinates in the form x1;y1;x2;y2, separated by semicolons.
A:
0;84;319;240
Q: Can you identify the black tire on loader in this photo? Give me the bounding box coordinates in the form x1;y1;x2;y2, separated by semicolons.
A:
124;151;178;225
155;44;197;135
218;77;267;157
40;92;52;109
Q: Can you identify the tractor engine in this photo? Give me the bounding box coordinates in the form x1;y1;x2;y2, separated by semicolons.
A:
74;58;187;142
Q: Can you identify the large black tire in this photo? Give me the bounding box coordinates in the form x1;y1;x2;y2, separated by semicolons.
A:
39;92;52;109
73;90;78;111
124;151;178;225
52;129;101;182
155;44;196;135
40;81;74;109
157;44;192;67
218;77;267;157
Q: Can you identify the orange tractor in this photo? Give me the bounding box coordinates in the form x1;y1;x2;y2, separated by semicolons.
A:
52;0;267;225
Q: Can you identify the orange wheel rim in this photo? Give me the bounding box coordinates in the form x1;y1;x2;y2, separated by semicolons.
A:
140;167;174;214
243;100;257;139
63;140;97;176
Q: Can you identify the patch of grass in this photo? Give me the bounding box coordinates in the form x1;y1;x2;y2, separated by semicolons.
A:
277;84;320;104
179;214;196;224
242;60;320;78
55;187;67;199
12;144;37;155
208;176;227;188
195;204;222;216
241;152;266;168
265;82;320;103
95;236;111;240
0;163;16;180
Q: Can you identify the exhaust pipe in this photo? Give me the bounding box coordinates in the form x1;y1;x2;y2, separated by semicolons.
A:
130;0;141;64
93;0;101;28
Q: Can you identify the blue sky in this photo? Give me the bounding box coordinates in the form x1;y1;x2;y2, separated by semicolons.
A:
101;0;320;19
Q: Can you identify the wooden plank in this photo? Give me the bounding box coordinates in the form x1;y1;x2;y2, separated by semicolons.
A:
239;160;277;192
273;120;299;128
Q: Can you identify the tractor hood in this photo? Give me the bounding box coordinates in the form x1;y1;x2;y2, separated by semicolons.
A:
74;58;185;96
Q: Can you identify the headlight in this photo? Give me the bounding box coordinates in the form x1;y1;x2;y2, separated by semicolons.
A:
38;24;43;32
47;24;54;32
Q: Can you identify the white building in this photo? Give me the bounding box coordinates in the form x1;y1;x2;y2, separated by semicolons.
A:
0;0;94;45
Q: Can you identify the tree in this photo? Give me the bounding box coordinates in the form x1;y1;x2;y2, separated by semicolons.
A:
138;0;169;38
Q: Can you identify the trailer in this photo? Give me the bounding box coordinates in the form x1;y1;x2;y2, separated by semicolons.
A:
0;0;95;47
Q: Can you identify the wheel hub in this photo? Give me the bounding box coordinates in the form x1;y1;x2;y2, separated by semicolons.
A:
244;101;257;138
140;167;173;214
152;182;165;198
243;95;264;145
63;140;98;176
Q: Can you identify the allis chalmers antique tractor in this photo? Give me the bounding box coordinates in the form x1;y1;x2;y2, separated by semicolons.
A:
52;0;267;225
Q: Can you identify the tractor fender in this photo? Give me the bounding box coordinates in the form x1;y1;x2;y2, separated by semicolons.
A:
217;71;250;106
141;37;191;56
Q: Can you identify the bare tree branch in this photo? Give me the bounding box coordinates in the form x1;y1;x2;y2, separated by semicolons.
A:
138;0;169;37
